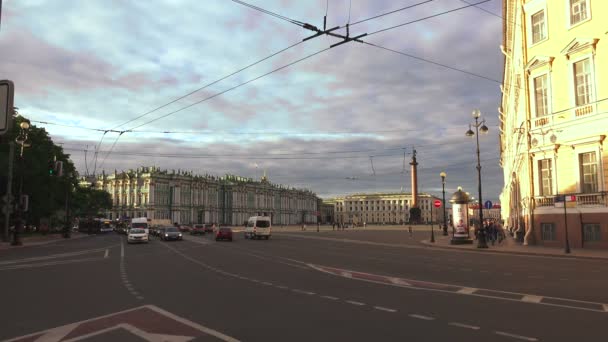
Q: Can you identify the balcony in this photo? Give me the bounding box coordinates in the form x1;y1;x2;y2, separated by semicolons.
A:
534;192;607;208
532;104;597;129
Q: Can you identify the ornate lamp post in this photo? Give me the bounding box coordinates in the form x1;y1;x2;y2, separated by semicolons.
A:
12;121;31;246
440;171;447;235
466;109;489;249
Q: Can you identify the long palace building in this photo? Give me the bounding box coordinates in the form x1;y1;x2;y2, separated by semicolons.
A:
81;167;319;226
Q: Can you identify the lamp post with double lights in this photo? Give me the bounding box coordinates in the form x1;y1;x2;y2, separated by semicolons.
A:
466;109;489;249
12;120;31;246
440;171;447;235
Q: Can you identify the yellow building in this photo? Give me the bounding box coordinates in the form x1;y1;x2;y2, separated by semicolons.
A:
500;0;608;249
332;193;443;225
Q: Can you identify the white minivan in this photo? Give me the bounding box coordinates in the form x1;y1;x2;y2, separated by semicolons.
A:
244;216;271;240
130;217;149;235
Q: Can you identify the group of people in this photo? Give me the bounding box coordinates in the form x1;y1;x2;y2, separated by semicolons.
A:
475;219;505;245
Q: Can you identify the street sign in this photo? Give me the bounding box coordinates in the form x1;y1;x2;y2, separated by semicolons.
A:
433;199;441;208
484;200;493;209
0;80;15;136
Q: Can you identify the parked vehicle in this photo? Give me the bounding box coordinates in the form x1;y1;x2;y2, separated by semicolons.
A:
127;228;149;244
161;227;183;241
215;227;233;241
179;225;192;233
244;216;271;240
190;224;206;235
156;227;166;238
205;224;215;233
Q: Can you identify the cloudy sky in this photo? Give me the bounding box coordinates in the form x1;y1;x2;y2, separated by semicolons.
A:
1;0;505;201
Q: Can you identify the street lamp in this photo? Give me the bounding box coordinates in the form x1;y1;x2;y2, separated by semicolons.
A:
12;120;31;246
466;109;489;249
440;171;447;235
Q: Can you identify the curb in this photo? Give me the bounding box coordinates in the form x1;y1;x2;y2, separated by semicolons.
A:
420;239;608;261
0;233;88;250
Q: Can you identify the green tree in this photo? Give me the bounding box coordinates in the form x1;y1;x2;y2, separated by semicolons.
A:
72;187;112;218
0;116;78;227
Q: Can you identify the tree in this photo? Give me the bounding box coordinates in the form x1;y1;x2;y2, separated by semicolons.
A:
0;115;78;227
71;187;112;218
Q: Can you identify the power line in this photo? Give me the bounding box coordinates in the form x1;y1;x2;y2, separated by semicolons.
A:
125;46;333;131
366;0;491;36
362;41;501;84
230;0;306;27
350;0;435;26
111;40;304;130
459;0;502;19
97;132;124;170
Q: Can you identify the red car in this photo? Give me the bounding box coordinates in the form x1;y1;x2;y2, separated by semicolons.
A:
179;225;192;233
215;227;233;241
190;224;206;235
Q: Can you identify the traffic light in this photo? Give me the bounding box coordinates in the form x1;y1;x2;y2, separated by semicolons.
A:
48;160;55;176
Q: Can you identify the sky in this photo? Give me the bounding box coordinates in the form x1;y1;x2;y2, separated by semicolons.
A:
0;0;505;202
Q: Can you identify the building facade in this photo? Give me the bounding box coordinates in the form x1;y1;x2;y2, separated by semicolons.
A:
83;167;319;226
318;199;335;224
500;0;608;248
332;193;444;225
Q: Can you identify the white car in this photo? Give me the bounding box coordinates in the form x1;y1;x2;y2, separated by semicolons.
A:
127;228;149;244
244;216;271;240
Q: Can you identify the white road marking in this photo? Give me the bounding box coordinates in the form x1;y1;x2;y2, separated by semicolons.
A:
276;285;289;290
131;291;140;296
341;271;353;278
345;300;365;306
409;314;435;321
389;277;411;286
136;296;144;300
522;295;543;303
120;238;125;258
0;247;113;266
0;257;103;271
321;295;339;300
457;287;478;295
374;306;397;313
494;331;538;341
261;282;273;286
448;322;480;330
104;249;109;258
292;289;315;295
603;304;608;312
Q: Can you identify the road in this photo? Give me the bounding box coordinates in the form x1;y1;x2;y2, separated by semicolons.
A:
1;228;607;341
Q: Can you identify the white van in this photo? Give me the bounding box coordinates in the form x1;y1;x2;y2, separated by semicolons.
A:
130;217;149;235
244;216;271;240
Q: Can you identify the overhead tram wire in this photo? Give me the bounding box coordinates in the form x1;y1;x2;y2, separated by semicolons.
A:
365;0;491;36
230;0;307;28
349;0;435;26
110;40;304;130
97;131;124;171
124;46;334;131
459;0;503;19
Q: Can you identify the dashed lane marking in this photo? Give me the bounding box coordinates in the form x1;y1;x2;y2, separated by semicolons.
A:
448;322;480;330
321;295;339;300
345;300;365;306
0;257;104;271
276;285;289;290
409;314;435;321
261;282;273;286
457;287;478;295
104;249;109;258
522;295;543;304
389;277;411;286
292;289;315;295
341;271;353;278
494;331;538;341
603;304;608;312
374;306;397;313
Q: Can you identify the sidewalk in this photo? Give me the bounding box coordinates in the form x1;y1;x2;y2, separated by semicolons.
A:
270;224;431;233
420;233;608;260
0;232;87;250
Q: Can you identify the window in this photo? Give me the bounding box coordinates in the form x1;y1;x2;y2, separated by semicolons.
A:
573;58;593;106
579;152;598;193
533;74;549;117
531;10;546;44
583;223;601;241
569;0;588;26
538;159;553;195
541;223;556;240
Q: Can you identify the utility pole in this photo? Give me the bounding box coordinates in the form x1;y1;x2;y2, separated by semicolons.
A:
2;141;14;242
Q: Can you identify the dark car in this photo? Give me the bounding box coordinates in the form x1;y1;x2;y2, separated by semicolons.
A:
215;227;233;241
161;227;183;241
190;224;206;235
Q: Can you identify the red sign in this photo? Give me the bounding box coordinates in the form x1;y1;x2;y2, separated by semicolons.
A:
433;200;442;208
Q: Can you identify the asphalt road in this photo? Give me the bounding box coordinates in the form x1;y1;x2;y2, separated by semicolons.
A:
0;229;606;341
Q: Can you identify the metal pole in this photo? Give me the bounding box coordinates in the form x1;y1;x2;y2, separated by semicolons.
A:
442;177;447;235
3;141;14;242
475;117;488;248
430;205;435;243
563;196;570;253
11;152;24;245
64;177;71;238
